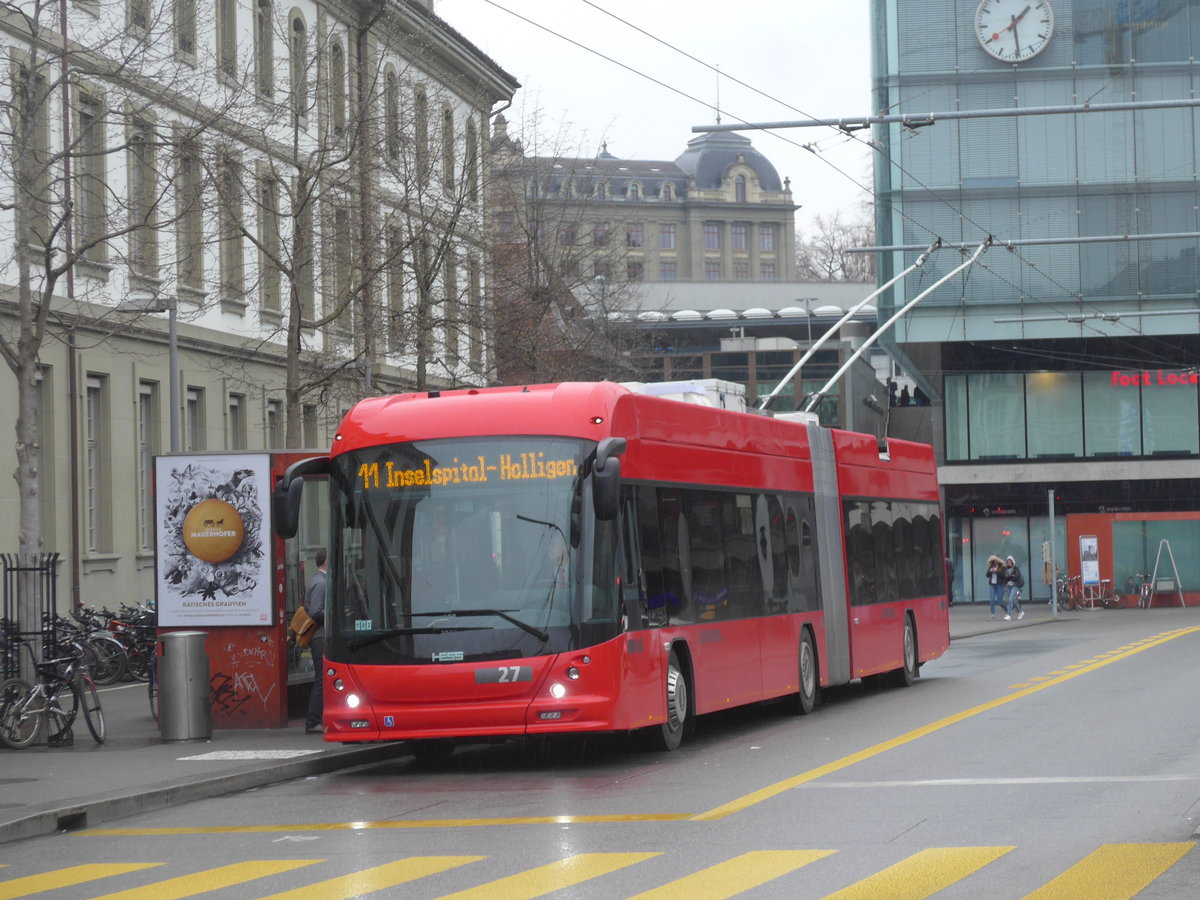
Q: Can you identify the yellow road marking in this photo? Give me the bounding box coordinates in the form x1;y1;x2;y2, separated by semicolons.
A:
1023;842;1195;900
0;864;160;900
821;846;1013;899
434;852;658;899
83;813;691;836
255;856;485;899
88;861;319;900
627;850;835;899
692;627;1200;821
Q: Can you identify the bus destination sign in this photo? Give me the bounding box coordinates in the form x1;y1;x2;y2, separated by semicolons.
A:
358;452;579;490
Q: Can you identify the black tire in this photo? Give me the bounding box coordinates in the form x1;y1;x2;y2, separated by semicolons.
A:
45;679;80;745
784;629;818;715
649;648;690;751
891;615;918;687
87;635;127;685
80;676;105;743
148;663;158;722
1102;590;1124;610
0;678;40;749
124;645;151;682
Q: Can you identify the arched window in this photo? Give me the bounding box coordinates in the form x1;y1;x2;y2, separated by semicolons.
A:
330;42;346;136
735;174;747;203
442;106;455;190
662;182;674;201
465;118;478;201
628;182;640;201
290;15;308;122
385;70;399;159
414;88;429;176
255;0;274;98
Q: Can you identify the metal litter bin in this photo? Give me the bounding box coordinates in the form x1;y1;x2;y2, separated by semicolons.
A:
158;631;211;741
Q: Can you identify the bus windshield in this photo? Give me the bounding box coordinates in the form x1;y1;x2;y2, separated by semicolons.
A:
327;436;622;665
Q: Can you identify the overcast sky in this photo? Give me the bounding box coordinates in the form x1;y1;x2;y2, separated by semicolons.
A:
436;0;875;239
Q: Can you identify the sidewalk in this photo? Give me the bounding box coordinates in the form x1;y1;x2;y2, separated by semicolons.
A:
0;604;1051;846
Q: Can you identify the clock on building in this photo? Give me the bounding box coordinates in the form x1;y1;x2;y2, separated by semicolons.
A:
975;0;1055;62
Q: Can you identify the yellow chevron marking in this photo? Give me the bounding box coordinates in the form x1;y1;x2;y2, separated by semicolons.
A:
435;852;659;899
693;627;1200;820
628;850;835;899
822;846;1013;899
88;860;319;900
0;864;159;900
255;856;486;899
1023;842;1195;900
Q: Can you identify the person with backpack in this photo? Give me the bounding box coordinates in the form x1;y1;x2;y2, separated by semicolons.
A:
1004;555;1025;620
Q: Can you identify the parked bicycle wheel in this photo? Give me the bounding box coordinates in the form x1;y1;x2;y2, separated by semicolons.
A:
1101;588;1125;609
147;658;158;722
85;634;127;685
44;677;79;746
79;676;105;744
0;678;40;749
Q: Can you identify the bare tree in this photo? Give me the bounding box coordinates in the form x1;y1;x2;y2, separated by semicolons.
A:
487;114;651;384
795;209;875;282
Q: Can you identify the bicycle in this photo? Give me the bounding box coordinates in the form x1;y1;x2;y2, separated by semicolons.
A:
1054;574;1082;610
1126;573;1153;609
0;636;105;748
1076;578;1123;610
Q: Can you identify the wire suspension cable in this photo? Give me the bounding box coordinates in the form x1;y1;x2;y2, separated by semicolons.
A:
757;239;943;411
803;239;993;414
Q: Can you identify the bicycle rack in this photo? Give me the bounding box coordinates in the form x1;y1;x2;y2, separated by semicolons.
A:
1148;539;1186;608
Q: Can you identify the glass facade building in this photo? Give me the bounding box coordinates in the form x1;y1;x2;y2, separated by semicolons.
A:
872;0;1200;603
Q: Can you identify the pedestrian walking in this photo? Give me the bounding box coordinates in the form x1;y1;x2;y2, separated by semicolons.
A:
305;548;328;734
1004;555;1025;620
944;556;955;606
986;554;1007;618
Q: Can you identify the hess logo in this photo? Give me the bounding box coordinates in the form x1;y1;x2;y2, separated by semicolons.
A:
182;498;245;563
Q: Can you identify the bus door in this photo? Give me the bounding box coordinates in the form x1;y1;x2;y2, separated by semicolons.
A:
618;488;664;729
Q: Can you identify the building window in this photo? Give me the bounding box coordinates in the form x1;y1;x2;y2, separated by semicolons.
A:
414;88;429;178
558;223;577;245
259;176;281;311
468;257;483;367
593;222;609;246
760;225;776;252
129;0;149;32
76;90;107;263
137;382;158;550
659;224;675;251
759;262;776;281
85;375;110;553
186;388;206;451
329;41;346;136
662;182;674;201
217;0;237;78
734;260;748;281
290;16;308;123
442;107;455;190
705;261;721;281
704;223;720;251
626;223;644;248
443;251;459;366
302;404;318;448
735;174;746;203
594;260;611;281
295;182;314;319
628;182;640;200
176;142;203;290
627;260;644;281
266;399;282;449
387;224;406;352
128;121;157;276
219;160;244;299
660;261;677;281
15;63;50;249
176;0;195;54
330;205;353;321
465;118;479;202
732;224;747;251
596;181;607;200
385;71;399;160
228;394;246;450
255;0;274;98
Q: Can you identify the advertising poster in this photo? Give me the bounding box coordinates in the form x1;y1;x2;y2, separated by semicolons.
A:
1079;534;1100;586
155;453;273;626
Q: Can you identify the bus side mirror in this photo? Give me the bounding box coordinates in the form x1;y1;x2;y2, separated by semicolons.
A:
592;437;626;521
273;455;331;539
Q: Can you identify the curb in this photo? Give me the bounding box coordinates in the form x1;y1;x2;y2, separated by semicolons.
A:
0;743;405;846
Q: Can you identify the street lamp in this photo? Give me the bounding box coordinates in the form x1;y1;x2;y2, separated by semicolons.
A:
118;293;180;452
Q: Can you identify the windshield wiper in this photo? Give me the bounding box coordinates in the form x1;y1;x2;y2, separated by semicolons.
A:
346;625;489;650
413;608;550;641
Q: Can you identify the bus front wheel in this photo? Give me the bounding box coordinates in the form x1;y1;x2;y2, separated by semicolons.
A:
649;649;690;752
785;629;818;715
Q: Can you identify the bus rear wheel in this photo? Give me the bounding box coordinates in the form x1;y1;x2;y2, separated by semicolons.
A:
785;630;818;715
891;615;918;687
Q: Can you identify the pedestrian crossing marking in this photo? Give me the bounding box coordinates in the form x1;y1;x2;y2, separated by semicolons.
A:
87;860;320;900
0;864;160;900
692;626;1200;821
821;846;1014;899
1022;842;1195;900
626;850;836;899
254;856;486;899
434;852;659;899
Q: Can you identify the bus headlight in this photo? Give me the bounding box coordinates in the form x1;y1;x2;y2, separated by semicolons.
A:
549;682;567;699
346;693;361;708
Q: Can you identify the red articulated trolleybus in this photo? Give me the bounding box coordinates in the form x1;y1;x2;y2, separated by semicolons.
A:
274;381;949;755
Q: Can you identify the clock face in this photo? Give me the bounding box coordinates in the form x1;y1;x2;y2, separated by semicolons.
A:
976;0;1055;62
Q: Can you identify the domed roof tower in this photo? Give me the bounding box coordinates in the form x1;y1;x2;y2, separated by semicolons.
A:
674;131;784;192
